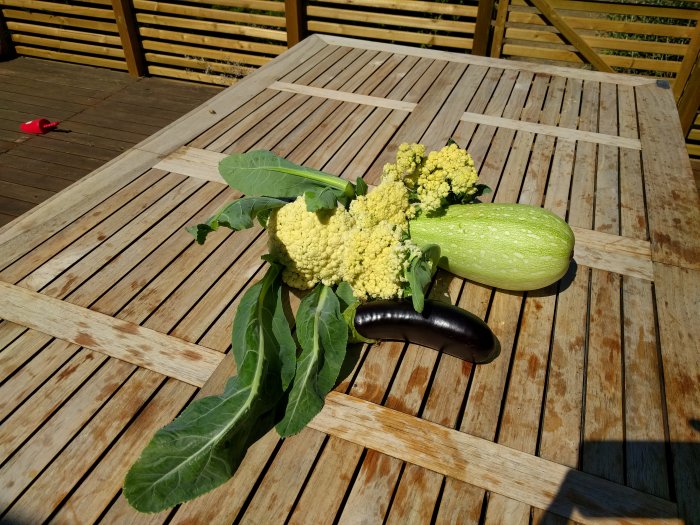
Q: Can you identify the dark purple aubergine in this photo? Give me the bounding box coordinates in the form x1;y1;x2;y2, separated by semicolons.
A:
354;299;500;364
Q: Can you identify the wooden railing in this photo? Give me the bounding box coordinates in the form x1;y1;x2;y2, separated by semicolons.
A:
0;0;699;154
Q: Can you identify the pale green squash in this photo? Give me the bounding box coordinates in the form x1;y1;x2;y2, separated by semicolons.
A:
409;203;575;291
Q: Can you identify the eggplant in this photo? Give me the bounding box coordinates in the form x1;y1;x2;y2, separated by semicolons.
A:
353;299;500;364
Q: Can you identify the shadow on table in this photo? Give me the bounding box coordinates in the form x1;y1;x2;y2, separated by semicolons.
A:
539;431;700;525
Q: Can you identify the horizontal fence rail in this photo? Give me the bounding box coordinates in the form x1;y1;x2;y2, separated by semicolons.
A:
0;0;698;156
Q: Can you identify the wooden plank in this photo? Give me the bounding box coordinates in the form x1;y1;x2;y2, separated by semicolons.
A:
11;46;127;71
155;146;226;182
484;73;565;525
571;226;653;281
0;346;105;457
450;66;506;147
583;81;624;485
617;83;670;498
0;171;174;285
0;149;156;268
134;0;284;27
491;0;511;57
320;57;431;177
460;110;641;149
2;367;164;522
49;377;195;524
652;263;700;524
460;69;527;167
0;281;224;386
0;338;78;419
636;82;700;269
318;34;654;86
673;23;700;101
134;12;286;42
306;392;680;525
0;358;137;514
269;81;416;111
386;282;484;524
334;275;461;524
200;46;362;151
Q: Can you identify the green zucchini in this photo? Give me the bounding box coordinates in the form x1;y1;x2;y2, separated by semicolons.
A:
409;203;575;291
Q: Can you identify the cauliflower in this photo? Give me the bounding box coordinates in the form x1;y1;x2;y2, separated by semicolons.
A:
267;196;354;289
383;142;479;215
349;180;413;231
343;222;421;301
266;141;479;300
268;181;418;298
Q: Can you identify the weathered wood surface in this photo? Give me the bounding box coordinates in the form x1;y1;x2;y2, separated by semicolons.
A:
0;56;221;228
1;34;698;525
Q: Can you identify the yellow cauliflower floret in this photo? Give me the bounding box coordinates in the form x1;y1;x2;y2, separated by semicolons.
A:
349;180;412;231
267;196;354;289
416;143;479;214
382;143;425;188
342;222;420;301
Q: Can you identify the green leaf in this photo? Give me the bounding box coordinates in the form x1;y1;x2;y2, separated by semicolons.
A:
186;196;288;244
336;281;375;344
355;177;368;197
406;244;441;313
123;264;293;513
275;284;348;437
219;151;354;200
304;187;338;212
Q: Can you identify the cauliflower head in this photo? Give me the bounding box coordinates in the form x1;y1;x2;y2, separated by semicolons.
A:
383;142;479;215
342;222;421;301
349;180;413;231
267;186;418;300
267;196;355;289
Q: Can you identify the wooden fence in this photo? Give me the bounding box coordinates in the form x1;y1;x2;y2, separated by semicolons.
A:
0;0;699;154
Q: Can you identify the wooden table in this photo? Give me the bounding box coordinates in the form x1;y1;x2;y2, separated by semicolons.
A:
1;35;698;525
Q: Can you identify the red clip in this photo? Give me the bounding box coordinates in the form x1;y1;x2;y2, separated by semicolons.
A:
20;118;60;134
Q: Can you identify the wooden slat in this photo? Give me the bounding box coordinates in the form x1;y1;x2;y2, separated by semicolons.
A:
460;110;641;149
636;82;700;269
134;13;286;42
652;263;700;523
11;46;127;70
269;81;416;111
1;0;115;19
0;282;224;386
308;393;680;525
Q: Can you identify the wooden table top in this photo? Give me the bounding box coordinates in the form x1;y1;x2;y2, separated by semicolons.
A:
1;34;699;525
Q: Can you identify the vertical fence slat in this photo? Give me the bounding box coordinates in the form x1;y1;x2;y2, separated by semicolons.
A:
673;23;700;102
678;52;700;137
285;0;305;47
491;0;510;58
473;0;496;56
111;0;146;76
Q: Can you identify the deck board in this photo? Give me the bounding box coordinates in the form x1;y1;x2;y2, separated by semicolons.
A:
0;56;221;228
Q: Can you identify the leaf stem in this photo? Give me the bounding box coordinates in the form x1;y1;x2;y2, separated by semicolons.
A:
271;167;355;198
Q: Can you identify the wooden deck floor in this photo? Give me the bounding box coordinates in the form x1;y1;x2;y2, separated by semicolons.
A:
0;57;222;227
